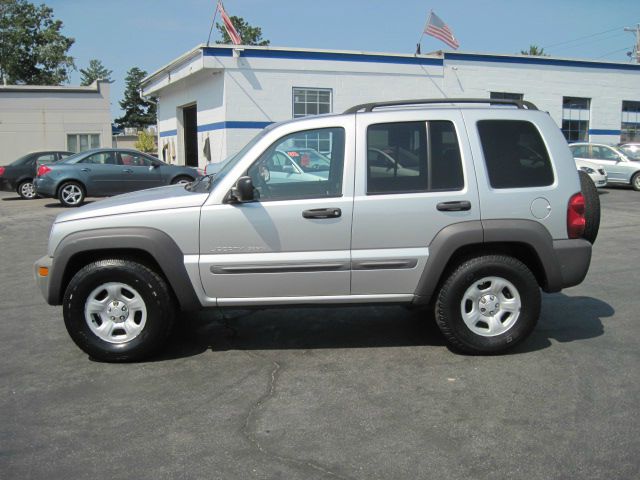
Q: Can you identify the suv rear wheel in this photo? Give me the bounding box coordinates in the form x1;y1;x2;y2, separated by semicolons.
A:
435;255;540;354
63;259;175;362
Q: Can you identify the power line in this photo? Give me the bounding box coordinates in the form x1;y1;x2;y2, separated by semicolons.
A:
549;31;627;53
595;46;631;59
542;24;636;49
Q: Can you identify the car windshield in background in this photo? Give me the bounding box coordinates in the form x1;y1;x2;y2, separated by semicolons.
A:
619;146;640;160
59;151;89;164
9;154;33;166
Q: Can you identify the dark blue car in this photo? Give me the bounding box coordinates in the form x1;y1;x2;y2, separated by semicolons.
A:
0;151;72;199
34;148;201;207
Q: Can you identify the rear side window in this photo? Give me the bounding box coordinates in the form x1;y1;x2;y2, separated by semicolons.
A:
366;120;464;194
477;120;554;189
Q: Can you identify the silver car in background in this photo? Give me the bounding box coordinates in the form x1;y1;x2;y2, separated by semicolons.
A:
574;158;607;188
569;143;640;191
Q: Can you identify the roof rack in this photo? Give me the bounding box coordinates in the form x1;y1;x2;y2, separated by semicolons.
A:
343;98;539;114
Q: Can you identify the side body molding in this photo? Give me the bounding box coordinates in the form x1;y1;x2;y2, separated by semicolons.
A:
49;227;201;310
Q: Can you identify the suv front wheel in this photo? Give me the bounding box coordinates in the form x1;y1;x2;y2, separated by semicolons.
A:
435;255;540;354
63;259;175;362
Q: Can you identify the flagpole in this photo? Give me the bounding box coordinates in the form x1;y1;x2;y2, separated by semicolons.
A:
417;10;433;54
206;2;221;46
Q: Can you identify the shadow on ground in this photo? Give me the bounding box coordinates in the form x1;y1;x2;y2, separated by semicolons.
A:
44;200;94;208
151;293;614;361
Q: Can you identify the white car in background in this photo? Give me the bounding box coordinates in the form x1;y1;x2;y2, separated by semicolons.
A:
575;158;607;188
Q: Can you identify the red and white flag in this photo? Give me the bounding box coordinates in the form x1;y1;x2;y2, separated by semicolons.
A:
424;11;459;50
217;1;242;45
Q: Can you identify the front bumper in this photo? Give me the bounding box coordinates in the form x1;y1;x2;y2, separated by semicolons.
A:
34;255;54;304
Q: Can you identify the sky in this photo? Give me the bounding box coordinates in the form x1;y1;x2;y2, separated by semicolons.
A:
45;0;640;120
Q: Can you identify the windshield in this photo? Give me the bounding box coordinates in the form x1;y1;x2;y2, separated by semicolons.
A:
189;127;274;193
619;145;640;161
60;151;89;164
9;154;33;166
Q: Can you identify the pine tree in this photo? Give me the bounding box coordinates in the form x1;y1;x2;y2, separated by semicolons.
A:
216;16;269;46
79;59;112;86
114;67;156;129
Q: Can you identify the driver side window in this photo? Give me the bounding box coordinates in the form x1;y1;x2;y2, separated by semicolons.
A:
247;127;345;201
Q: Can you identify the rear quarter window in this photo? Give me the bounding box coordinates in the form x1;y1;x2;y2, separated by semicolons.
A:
477;120;554;189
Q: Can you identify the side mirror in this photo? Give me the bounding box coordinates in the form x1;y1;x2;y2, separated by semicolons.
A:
231;176;255;203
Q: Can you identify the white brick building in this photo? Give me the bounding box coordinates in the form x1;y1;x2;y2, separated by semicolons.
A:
141;45;640;168
0;81;111;164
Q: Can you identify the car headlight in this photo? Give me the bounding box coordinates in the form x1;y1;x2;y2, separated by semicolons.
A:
580;166;595;174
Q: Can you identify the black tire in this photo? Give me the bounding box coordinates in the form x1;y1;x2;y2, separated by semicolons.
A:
58;181;85;207
17;179;37;199
63;259;175;362
632;172;640;192
171;175;194;185
435;255;541;355
578;170;600;244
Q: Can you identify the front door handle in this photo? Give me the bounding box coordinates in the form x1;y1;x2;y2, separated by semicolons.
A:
302;208;342;219
123;168;133;174
437;201;471;212
81;168;90;172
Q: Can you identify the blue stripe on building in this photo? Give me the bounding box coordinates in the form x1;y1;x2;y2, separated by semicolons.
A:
589;129;621;135
159;121;273;138
445;52;640;72
203;47;444;67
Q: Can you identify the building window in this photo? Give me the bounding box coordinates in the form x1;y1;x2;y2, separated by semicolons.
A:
490;92;524;101
562;97;590;142
67;134;100;153
621;101;640;143
293;88;332;118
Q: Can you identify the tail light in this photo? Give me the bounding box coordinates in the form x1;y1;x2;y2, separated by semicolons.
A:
567;192;586;239
37;165;52;177
0;166;5;176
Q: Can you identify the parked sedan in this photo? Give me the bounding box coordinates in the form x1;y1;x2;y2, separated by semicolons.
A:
0;151;72;199
33;148;201;207
575;159;607;188
569;142;640;191
618;143;640;161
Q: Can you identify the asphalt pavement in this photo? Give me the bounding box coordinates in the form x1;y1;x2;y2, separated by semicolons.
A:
0;188;638;480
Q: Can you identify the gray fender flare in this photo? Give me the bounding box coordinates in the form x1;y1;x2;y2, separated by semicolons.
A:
413;219;567;304
49;227;201;311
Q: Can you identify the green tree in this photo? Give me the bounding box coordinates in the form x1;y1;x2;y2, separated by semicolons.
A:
115;67;156;129
79;59;112;86
0;0;75;85
135;130;156;153
520;45;548;56
215;16;269;46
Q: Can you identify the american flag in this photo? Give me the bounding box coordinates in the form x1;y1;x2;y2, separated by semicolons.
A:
424;11;459;50
217;1;242;45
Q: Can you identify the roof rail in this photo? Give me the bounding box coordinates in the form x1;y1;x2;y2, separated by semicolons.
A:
343;98;539;114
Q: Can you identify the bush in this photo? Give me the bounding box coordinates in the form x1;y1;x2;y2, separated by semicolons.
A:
135;130;156;153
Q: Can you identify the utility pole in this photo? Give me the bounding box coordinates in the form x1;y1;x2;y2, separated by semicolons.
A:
624;24;640;63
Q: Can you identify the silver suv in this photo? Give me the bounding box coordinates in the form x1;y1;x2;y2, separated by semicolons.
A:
34;99;593;361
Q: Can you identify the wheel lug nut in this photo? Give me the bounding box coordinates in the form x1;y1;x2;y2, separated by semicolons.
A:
110;316;115;320
122;307;126;311
119;316;125;320
481;308;486;312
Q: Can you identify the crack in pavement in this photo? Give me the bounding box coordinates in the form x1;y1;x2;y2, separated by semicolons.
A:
240;352;354;480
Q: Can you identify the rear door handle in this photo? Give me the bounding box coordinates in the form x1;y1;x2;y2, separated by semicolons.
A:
302;208;342;219
123;168;133;174
81;168;90;172
437;201;471;212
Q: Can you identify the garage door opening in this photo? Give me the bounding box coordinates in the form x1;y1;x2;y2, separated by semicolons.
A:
182;104;198;167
